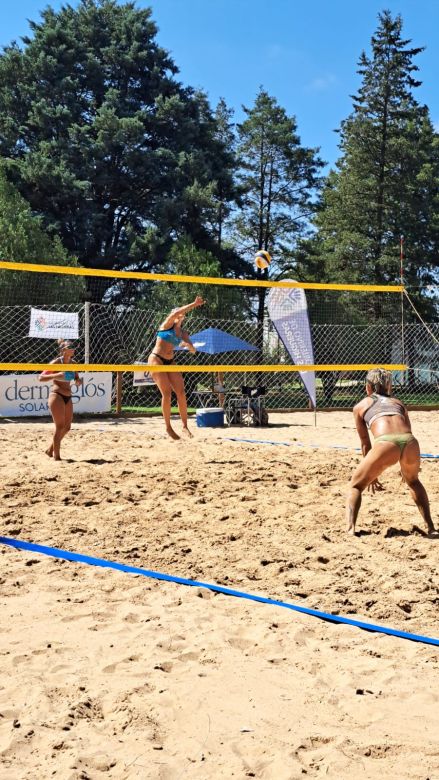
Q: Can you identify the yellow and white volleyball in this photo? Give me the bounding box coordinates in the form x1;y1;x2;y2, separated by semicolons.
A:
254;250;271;270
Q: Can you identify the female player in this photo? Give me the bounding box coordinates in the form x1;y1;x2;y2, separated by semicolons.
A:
39;339;82;460
346;368;435;535
148;296;205;439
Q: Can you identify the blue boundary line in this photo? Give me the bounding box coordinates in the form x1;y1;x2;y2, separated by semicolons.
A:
224;437;439;459
1;535;438;648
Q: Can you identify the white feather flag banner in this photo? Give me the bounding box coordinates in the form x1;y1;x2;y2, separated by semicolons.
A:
267;281;316;408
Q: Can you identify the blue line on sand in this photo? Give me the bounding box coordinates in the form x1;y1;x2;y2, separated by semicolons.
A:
1;536;438;648
224;437;439;459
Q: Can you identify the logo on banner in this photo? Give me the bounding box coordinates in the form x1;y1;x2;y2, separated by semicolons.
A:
133;362;155;386
35;314;48;331
29;308;79;339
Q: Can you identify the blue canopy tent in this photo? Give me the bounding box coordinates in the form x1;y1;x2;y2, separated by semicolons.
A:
176;327;258;406
176;327;258;354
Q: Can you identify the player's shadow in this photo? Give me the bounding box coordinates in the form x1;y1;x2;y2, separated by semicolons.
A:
64;458;115;465
265;422;294;428
384;525;439;539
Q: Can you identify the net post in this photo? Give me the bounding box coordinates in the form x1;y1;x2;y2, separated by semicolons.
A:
400;235;405;368
115;372;122;415
84;301;90;363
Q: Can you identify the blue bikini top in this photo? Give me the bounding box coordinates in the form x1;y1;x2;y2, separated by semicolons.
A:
156;327;181;347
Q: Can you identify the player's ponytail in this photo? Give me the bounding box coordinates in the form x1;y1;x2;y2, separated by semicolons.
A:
366;368;391;395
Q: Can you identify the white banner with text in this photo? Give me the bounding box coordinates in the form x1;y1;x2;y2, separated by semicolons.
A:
29;308;79;339
0;373;113;417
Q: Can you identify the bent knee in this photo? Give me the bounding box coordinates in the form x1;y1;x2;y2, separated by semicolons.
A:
350;474;369;492
403;475;421;488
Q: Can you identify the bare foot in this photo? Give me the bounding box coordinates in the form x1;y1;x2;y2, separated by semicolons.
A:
181;426;193;438
45;447;53;458
346;520;356;535
53;455;62;461
166;427;180;441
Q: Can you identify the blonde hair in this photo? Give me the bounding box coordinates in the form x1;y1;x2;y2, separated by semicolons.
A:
366;368;391;395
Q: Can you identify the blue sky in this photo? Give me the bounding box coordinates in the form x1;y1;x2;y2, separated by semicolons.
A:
1;1;438;169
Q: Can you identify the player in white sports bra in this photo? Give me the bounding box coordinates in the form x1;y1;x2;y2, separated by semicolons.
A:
346;368;434;536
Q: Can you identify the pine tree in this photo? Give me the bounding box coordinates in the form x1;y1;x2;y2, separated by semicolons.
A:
311;11;439;308
211;100;238;247
235;88;324;348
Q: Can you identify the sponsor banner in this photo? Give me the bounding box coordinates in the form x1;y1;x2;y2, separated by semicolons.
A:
133;362;155;387
0;373;113;417
267;282;316;408
29;308;79;339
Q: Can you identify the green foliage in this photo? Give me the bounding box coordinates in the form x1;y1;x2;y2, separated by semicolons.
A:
0;0;239;282
134;236;248;320
0;166;84;303
306;11;439;319
235;88;324;271
234;87;324;356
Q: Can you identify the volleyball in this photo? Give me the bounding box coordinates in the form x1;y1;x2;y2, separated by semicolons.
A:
255;250;271;270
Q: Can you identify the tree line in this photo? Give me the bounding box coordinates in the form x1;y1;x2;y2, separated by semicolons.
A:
0;1;438;319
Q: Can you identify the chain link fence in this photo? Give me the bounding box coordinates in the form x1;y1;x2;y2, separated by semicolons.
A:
1;300;437;411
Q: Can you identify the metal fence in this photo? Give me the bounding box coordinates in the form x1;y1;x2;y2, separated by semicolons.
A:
1;302;438;411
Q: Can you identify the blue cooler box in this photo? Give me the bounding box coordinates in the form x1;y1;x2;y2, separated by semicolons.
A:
196;407;225;427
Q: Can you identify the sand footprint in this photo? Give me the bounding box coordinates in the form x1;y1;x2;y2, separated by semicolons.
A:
102;654;143;674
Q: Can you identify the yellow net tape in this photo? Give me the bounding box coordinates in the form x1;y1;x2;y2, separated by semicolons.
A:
0;363;408;373
0;261;404;293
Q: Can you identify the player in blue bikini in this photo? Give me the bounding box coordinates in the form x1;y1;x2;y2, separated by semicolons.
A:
346;368;435;535
148;296;205;440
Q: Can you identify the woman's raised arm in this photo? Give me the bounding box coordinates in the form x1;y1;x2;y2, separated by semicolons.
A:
160;296;205;329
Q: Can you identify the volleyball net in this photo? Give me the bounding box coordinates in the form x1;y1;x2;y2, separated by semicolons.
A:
0;260;438;411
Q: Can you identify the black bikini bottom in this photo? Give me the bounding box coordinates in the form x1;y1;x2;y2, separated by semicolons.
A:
51;392;72;405
151;353;174;366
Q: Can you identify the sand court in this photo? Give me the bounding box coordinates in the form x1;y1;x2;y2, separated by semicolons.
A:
1;411;438;778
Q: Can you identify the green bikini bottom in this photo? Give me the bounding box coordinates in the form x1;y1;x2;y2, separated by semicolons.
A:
374;433;415;455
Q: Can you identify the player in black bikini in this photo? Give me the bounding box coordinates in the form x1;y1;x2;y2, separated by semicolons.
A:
148;296;205;440
39;340;82;460
346;368;435;535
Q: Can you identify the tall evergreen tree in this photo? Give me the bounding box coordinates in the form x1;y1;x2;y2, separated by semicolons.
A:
309;11;439;308
211;99;239;248
0;0;238;293
234;88;323;352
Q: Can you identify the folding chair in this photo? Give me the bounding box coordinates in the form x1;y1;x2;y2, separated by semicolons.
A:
225;386;267;426
241;385;266;425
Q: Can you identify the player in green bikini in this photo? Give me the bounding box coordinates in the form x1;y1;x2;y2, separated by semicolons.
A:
346;368;435;535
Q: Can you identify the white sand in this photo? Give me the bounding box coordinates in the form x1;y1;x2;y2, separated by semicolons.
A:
1;411;438;778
